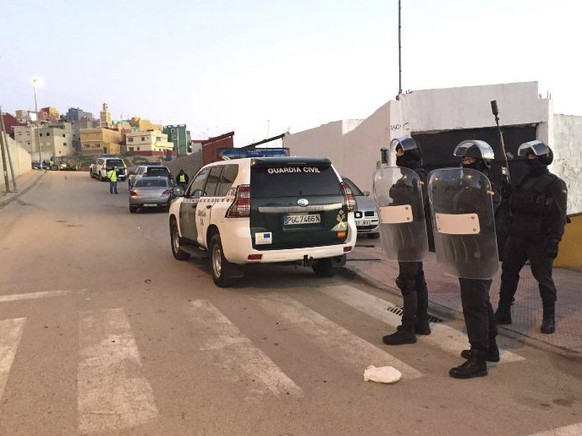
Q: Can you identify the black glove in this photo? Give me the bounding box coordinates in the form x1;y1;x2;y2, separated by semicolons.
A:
545;241;559;259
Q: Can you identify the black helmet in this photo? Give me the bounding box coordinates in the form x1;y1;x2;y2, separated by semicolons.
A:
517;140;553;165
453;140;494;170
390;136;421;167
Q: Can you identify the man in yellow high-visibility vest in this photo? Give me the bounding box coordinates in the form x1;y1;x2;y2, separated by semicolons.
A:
176;169;189;189
107;166;119;194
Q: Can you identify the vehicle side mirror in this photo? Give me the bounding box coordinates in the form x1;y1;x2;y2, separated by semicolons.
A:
172;186;185;197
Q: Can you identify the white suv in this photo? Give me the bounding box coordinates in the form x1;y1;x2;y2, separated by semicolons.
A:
90;157;128;181
168;156;357;287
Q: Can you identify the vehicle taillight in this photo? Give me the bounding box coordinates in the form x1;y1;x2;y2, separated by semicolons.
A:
340;181;356;212
226;184;251;218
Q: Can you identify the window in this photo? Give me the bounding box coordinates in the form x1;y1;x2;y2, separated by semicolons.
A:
187;167;210;197
128;137;134;142
204;166;222;196
216;165;238;196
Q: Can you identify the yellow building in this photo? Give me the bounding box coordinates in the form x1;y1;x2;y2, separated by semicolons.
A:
129;117;162;131
125;130;173;155
80;127;123;156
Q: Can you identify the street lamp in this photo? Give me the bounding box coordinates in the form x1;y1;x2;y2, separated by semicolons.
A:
32;77;42;165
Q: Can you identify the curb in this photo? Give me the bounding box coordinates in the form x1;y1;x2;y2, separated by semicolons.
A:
0;171;46;208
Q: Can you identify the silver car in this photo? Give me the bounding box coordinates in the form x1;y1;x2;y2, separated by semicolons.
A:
342;177;379;239
129;176;173;213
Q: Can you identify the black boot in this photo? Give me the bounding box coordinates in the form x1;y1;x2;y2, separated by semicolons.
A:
541;305;556;334
449;350;488;379
495;305;512;325
414;320;431;335
460;343;500;363
382;326;416;345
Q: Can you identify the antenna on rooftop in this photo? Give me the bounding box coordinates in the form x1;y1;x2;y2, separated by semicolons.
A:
397;0;402;98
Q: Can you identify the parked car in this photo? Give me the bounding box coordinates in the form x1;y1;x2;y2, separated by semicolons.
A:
90;157;128;181
342;177;380;239
31;161;49;170
129;176;173;213
169;155;357;287
128;165;172;188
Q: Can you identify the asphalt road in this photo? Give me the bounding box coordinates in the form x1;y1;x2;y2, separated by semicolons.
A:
0;171;581;435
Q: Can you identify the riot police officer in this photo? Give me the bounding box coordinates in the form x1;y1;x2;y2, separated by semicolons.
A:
428;140;500;378
374;137;431;346
495;141;568;334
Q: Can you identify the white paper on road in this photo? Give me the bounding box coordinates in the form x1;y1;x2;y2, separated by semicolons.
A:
0;318;26;401
320;285;525;364
254;294;423;380
78;308;158;434
364;365;402;384
189;299;303;398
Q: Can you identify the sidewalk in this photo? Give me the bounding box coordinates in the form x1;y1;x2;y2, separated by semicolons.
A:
0;169;46;208
346;241;582;359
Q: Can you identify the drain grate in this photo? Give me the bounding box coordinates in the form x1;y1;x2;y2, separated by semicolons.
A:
387;306;443;323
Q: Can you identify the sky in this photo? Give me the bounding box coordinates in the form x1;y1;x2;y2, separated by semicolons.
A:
1;0;581;147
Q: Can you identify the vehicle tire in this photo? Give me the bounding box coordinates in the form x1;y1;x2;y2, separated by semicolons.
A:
170;220;190;261
312;258;339;277
209;233;235;287
129;206;138;213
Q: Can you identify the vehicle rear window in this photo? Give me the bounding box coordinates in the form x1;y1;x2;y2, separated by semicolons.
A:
135;179;167;188
251;165;342;197
106;159;124;168
146;167;170;176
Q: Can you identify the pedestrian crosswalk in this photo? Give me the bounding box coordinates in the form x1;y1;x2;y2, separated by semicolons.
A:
0;284;527;433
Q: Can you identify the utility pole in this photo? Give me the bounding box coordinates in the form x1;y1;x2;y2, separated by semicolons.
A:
33;78;42;165
0;108;10;192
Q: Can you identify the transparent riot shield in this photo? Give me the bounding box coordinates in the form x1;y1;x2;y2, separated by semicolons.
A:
373;166;428;261
427;168;499;279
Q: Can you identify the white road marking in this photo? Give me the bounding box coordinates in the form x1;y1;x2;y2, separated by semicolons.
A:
254;294;423;380
320;285;525;363
0;289;85;303
78;308;158;434
189;300;303;398
528;422;582;435
0;318;26;401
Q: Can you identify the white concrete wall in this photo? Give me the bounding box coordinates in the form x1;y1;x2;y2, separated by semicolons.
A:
284;103;392;192
0;135;32;190
552;114;582;214
284;81;555;194
400;82;550;134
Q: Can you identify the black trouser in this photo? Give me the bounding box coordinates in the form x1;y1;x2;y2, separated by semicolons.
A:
499;236;557;308
396;261;429;331
459;278;497;351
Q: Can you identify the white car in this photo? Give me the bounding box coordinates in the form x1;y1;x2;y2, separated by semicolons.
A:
90;157;128;181
169;155;357;287
342;177;380;239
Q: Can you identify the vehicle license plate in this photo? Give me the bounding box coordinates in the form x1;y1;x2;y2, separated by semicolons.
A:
284;214;321;225
143;203;157;207
358;219;371;226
